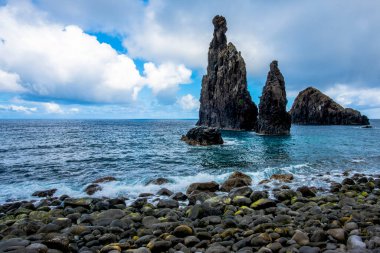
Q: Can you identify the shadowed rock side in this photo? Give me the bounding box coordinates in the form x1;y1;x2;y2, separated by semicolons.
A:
257;61;291;135
290;87;370;125
181;126;223;146
197;15;258;130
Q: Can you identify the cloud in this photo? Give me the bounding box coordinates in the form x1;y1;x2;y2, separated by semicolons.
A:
177;94;199;111
325;84;380;109
0;1;191;104
0;69;26;92
0;104;37;113
35;0;380;90
144;63;192;94
42;102;63;114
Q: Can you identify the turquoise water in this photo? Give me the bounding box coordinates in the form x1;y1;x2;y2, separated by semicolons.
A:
0;119;379;203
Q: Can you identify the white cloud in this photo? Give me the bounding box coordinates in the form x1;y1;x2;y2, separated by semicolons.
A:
42;102;63;114
144;63;192;94
0;104;37;113
69;107;79;113
36;0;380;90
0;69;26;92
325;84;380;108
177;94;200;111
0;2;191;103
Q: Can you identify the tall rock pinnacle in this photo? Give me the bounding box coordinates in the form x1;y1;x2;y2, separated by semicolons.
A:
257;61;291;135
197;15;258;130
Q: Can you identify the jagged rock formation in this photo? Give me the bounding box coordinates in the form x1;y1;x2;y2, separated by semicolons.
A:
290;87;370;125
181;126;223;146
257;61;291;135
197;15;258;130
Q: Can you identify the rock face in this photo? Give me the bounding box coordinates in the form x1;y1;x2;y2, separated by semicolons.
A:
290;87;370;125
181;126;223;146
257;61;291;135
197;15;258;130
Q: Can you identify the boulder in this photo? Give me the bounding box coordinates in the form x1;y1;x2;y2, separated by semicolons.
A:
146;177;170;185
84;183;102;195
270;173;294;182
92;176;117;184
186;181;219;194
32;189;57;198
221;171;252;192
290;87;370;125
181;126;223;146
197;15;258;130
257;60;291;135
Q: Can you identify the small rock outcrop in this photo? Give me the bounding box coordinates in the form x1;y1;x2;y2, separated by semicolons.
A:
197;15;258;130
181;126;223;146
257;61;291;135
290;87;370;125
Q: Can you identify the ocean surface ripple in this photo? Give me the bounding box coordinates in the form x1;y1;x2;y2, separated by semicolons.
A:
0;119;379;203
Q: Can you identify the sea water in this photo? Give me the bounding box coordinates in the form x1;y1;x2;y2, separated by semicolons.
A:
0;119;379;203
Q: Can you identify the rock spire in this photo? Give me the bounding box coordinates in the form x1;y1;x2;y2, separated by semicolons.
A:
197;15;258;130
257;61;291;135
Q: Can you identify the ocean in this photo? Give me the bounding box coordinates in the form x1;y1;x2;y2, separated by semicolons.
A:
0;119;379;203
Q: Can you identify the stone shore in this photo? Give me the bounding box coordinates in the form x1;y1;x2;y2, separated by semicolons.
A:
1;172;380;253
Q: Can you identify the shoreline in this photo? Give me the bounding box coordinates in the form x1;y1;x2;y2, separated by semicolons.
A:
1;171;379;252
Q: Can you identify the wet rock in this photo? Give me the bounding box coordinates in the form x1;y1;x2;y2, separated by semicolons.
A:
187;191;216;205
299;246;320;253
92;176;117;184
342;178;356;185
145;178;169;185
257;60;291;135
291;230;310;246
156;188;173;196
274;189;297;201
184;236;200;247
327;228;346;242
250;191;269;202
32;189;57;198
26;243;48;253
221;171;252;192
232;196;252;206
171;192;187;201
0;238;30;252
297;186;316;197
205;244;230;253
147;240;171;253
84;183;102;195
156;199;179;208
229;186;253;199
250;198;276;209
173;225;193;237
181;126;223;146
186;181;219;194
131;198;147;208
290;86;369;125
43;233;70;251
347;235;366;250
270;174;294;182
197;15;258;130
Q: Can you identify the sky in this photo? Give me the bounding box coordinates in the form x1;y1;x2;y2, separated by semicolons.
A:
0;0;380;119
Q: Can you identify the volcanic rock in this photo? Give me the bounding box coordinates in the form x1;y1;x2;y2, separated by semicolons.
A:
181;126;223;146
290;87;370;125
197;15;258;130
257;60;291;135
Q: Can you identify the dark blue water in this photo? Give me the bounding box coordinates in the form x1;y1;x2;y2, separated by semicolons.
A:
0;119;379;203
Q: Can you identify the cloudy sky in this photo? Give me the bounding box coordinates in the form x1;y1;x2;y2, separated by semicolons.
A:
0;0;380;119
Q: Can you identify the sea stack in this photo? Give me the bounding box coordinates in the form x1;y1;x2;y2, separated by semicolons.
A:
197;15;258;130
257;61;291;135
290;87;370;125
